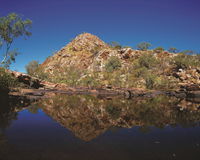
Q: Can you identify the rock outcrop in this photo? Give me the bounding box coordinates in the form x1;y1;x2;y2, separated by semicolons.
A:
41;33;109;74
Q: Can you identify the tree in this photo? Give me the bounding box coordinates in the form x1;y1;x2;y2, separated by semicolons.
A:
109;41;122;49
181;50;194;55
0;13;32;68
25;60;39;76
105;56;121;72
137;42;152;51
168;47;179;53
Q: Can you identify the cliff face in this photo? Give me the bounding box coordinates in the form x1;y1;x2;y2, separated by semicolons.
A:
39;33;200;90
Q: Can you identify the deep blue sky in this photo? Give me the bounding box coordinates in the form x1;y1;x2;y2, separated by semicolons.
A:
1;0;200;72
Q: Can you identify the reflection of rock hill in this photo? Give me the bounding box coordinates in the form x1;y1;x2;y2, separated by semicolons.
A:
38;94;200;141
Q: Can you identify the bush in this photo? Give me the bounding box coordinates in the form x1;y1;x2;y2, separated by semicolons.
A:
144;74;157;89
168;47;179;53
34;69;49;80
78;74;99;88
109;41;122;50
154;47;164;53
0;68;17;93
25;60;39;76
105;56;121;72
173;53;200;69
137;42;152;51
55;66;82;87
137;53;158;69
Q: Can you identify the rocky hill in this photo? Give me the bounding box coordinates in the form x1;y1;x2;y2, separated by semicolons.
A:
37;33;200;90
41;33;109;73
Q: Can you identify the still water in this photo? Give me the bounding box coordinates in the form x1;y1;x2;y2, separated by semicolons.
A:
1;94;200;160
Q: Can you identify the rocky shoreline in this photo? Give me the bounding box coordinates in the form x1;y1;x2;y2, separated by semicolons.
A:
5;70;200;101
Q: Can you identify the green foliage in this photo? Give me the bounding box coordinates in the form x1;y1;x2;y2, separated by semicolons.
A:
78;74;99;88
105;56;121;72
173;53;200;69
0;13;32;68
137;53;158;69
144;74;156;89
168;47;179;53
109;41;122;49
0;68;17;92
90;46;101;55
35;69;49;80
180;50;195;55
153;47;164;53
137;42;152;51
54;66;82;87
25;61;39;76
133;67;148;78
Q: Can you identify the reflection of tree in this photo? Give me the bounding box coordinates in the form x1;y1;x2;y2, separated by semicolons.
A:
0;94;33;129
38;94;200;141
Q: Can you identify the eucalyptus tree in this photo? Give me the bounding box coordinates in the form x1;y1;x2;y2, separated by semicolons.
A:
0;13;32;68
137;42;152;51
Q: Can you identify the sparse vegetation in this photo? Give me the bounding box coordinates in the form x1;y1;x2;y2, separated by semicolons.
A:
105;56;121;72
26;61;40;76
153;47;164;53
137;42;152;51
0;68;18;93
137;53;158;69
109;41;122;49
28;33;200;90
173;53;200;69
168;47;179;53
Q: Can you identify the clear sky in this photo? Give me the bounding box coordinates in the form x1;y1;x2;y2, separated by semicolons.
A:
1;0;200;72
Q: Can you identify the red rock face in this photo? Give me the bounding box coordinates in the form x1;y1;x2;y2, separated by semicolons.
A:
40;33;109;73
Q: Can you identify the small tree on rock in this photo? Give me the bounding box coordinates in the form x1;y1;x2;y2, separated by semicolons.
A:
137;42;152;51
168;47;179;53
26;60;39;76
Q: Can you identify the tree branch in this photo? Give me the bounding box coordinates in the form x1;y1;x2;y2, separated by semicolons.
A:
1;41;12;64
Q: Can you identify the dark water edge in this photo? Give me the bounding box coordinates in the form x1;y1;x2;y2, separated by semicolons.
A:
1;94;200;160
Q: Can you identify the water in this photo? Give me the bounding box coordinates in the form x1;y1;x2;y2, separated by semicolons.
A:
1;94;200;160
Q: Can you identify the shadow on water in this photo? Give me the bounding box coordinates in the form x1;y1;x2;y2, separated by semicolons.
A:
1;93;200;160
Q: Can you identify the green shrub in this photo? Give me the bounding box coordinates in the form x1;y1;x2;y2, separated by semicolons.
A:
109;41;122;49
168;47;179;53
173;53;200;69
137;53;158;69
57;66;82;87
35;69;49;80
137;42;152;51
145;74;157;89
105;56;121;72
0;68;17;93
133;67;148;78
25;60;40;76
153;47;164;53
78;75;99;88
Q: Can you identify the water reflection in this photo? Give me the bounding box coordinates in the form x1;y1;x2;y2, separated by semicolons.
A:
36;94;200;141
1;94;200;160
